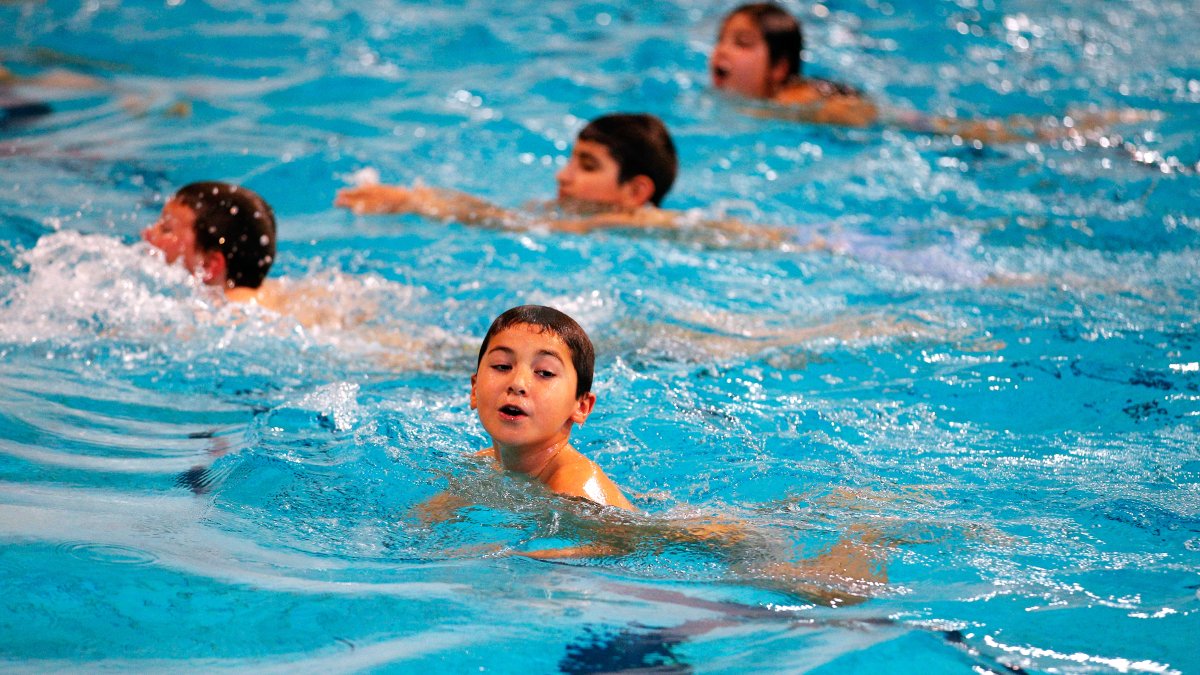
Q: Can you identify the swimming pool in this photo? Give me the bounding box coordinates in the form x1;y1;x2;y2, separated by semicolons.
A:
1;0;1197;671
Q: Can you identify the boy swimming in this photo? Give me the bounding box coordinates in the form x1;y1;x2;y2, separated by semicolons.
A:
470;304;634;510
143;181;276;302
335;113;787;246
414;304;886;605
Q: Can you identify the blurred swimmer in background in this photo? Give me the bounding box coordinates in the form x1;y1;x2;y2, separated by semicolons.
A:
710;2;1152;143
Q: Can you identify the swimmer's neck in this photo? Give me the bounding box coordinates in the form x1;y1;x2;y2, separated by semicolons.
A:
490;437;572;482
554;196;648;216
223;281;272;304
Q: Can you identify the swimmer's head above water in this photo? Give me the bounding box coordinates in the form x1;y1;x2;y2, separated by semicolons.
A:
473;305;596;465
469;304;633;511
475;304;595;398
711;2;802;99
557;113;677;209
709;3;874;127
333;113;679;231
143;181;276;291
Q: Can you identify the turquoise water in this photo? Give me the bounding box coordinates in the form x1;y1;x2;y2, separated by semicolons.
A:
2;0;1198;672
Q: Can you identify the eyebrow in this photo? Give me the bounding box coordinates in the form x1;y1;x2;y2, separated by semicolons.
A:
534;350;566;364
486;346;566;363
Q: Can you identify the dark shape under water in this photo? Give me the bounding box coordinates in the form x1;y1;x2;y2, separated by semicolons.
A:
175;466;214;495
1;100;53;128
560;624;690;674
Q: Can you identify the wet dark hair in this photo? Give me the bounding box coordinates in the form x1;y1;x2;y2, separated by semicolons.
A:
725;2;804;78
476;305;595;398
172;181;276;289
577;113;677;207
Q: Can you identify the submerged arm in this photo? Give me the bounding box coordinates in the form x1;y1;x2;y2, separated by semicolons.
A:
557;209;795;250
885;107;1157;145
520;509;888;606
767;96;879;128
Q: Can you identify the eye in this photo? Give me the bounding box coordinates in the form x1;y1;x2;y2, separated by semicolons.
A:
579;157;599;172
490;363;512;372
734;31;758;48
536;369;556;378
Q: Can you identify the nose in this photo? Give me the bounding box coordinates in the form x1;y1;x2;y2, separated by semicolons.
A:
507;366;529;395
555;163;572;186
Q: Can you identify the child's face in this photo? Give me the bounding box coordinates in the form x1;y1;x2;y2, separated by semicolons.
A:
710;12;775;98
471;323;594;454
555;139;631;208
143;199;207;278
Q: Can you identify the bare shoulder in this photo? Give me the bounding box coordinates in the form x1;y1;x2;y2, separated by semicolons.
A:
774;80;878;127
774;80;825;106
546;447;635;511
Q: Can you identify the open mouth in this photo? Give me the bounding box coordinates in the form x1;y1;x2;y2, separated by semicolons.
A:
712;64;730;82
499;404;527;419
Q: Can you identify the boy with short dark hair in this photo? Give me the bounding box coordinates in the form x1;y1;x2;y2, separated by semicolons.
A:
415;304;887;604
568;113;677;208
470;305;633;510
143;181;276;301
335;113;785;244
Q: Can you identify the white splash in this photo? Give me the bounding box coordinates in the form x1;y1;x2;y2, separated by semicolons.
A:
294;381;363;431
0;231;208;343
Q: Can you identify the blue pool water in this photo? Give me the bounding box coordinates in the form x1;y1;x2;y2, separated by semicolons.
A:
2;0;1198;671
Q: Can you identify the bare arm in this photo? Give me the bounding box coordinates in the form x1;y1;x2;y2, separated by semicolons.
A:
411;490;473;526
334;183;635;235
335;183;516;226
559;209;795;250
768;93;879;128
747;79;880;128
885;107;1158;145
744;535;888;607
517;508;887;606
336;183;794;248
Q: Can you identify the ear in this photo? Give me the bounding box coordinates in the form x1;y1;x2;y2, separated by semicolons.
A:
618;175;656;209
768;58;790;93
469;373;479;410
200;250;227;287
571;392;596;425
